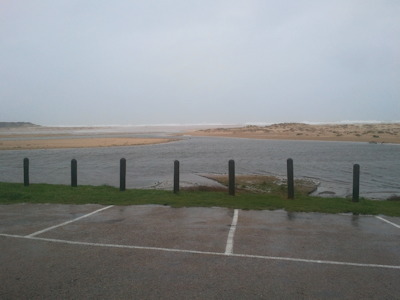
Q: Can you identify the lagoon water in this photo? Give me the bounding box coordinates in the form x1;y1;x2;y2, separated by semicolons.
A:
1;135;399;200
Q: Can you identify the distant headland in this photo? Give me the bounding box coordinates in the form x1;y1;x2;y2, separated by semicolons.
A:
0;122;40;128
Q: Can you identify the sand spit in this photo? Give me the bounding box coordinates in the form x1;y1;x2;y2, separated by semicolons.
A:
0;137;177;150
185;123;400;144
0;124;238;135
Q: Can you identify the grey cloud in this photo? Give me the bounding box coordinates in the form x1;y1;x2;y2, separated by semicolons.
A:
0;0;399;125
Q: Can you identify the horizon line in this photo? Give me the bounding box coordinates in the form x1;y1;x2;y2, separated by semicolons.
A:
39;120;400;127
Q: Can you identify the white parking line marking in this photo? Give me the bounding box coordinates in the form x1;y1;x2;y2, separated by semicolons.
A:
1;233;399;270
376;216;400;229
225;209;239;255
26;205;114;237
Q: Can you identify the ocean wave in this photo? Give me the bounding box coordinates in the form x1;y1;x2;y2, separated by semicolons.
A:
43;123;237;128
300;120;400;125
44;120;400;128
245;120;400;126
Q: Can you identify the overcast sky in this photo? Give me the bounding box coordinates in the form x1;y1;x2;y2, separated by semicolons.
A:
1;0;399;126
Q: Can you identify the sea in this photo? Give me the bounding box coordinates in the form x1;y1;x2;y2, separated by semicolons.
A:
0;125;399;200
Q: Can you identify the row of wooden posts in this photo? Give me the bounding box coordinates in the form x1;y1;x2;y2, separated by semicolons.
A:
22;157;361;202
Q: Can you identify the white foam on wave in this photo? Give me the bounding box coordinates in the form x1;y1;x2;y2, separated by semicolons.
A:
245;120;400;126
43;123;238;128
301;120;400;125
44;120;400;128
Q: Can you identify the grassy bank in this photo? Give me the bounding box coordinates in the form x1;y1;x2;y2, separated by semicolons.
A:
0;182;399;216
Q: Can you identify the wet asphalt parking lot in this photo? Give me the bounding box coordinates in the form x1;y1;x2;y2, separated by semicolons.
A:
1;204;400;299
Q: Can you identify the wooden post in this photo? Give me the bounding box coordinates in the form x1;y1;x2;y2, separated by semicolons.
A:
174;160;179;194
287;158;294;199
229;159;235;196
71;159;77;187
23;158;29;187
352;164;360;202
120;158;126;191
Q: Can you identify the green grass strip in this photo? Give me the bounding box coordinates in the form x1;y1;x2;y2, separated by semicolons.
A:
0;182;399;217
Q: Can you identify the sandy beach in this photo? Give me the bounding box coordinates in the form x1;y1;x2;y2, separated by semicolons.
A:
0;123;235;150
0;137;176;150
184;123;400;144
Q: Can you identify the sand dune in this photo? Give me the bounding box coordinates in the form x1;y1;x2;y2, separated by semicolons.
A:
185;123;400;144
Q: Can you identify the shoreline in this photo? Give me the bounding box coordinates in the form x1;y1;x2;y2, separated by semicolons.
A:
0;137;177;150
180;133;396;144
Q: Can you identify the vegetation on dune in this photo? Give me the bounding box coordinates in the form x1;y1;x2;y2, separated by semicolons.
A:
197;123;400;143
0;182;399;217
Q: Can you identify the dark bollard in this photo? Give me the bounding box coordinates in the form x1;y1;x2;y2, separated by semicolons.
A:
287;158;294;199
71;159;77;187
352;164;360;202
174;160;179;194
23;158;29;187
120;158;126;191
229;159;235;196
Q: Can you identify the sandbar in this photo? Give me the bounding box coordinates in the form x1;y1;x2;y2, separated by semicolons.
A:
0;137;177;150
184;123;400;144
